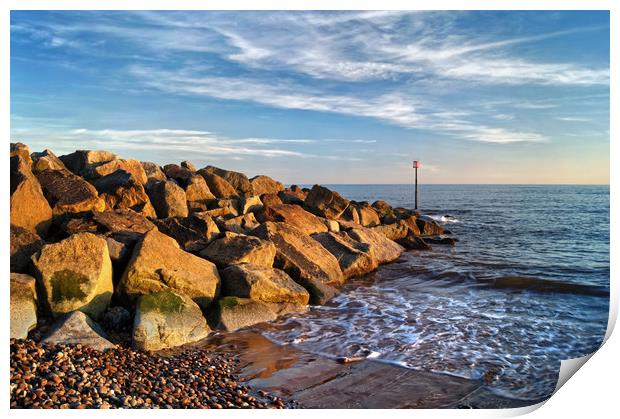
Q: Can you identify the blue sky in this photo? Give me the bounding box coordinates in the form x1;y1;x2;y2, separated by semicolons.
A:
10;10;609;184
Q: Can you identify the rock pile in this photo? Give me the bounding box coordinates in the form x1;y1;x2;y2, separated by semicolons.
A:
10;143;451;352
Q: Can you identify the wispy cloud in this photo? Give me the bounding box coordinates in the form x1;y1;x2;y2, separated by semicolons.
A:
555;116;591;122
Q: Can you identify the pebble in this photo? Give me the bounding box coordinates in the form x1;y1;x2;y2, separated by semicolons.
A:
10;339;294;409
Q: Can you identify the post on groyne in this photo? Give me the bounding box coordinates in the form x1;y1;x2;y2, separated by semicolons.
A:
413;160;420;210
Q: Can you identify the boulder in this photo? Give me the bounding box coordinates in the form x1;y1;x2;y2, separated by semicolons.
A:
216;213;260;234
43;311;115;351
251;222;343;304
371;200;393;220
118;229;220;310
396;233;433;250
312;232;378;279
356;205;381;227
133;291;210;351
10;224;43;273
10;156;53;236
10;142;33;166
146;180;188;218
181;160;197;172
141;161;167;184
238;195;263;214
304;185;349;220
59;215;99;236
337;219;363;231
400;214;422;236
200;233;275;268
221;264;309;305
346;228;404;265
93;170;156;217
31;233;113;319
200;171;239;199
59;150;117;177
92;208;156;236
10;273;38;339
105;237;131;264
319;217;340;233
250;175;284;195
209;198;239;218
31;149;68;173
261;193;283;207
340;205;360;224
214;297;278;332
423;236;459;246
256;203;328;236
163;164;194;185
201;166;253;196
35;168;105;215
87;159;148;185
370;221;410;241
416;216;446;236
278;188;306;205
184;174;216;210
153;213;220;252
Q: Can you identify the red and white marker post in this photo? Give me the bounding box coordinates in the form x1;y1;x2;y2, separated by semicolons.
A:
413;160;420;210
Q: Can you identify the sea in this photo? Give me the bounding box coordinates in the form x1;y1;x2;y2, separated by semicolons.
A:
253;184;610;402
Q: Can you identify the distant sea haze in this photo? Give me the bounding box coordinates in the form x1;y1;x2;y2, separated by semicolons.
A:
258;184;609;400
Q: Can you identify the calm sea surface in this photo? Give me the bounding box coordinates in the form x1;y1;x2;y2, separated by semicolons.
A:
254;185;610;401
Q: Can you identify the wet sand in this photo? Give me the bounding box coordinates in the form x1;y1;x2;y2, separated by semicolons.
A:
203;330;545;409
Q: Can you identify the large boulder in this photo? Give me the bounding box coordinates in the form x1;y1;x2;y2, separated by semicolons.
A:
181;160;197;172
31;149;68;173
250;175;284;196
370;221;410;241
118;229;220;310
199;171;239;199
278;187;306;205
92;208;156;236
416;216;446;236
400;214;422;236
396;234;433;250
238;195;263;215
153;213;220;252
10;155;53;236
132;291;210;351
346;228;404;265
200;233;276;268
256;203;328;236
59;150;117;177
31;233;113;319
312;232;378;279
163;164;194;185
251;222;343;304
213;297;278;332
10;273;38;339
185;175;216;211
200;166;253;196
43;311;115;351
304;184;349;220
261;193;283;207
339;205;360;224
35;168;105;215
141;161;167;184
371;200;393;221
93;170;156;217
146;180;188;218
221;263;309;305
10;142;33;166
10;224;43;273
216;213;260;234
355;204;381;227
87;159;148;185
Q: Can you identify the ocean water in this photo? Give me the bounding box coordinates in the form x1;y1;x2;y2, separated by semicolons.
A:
255;184;610;401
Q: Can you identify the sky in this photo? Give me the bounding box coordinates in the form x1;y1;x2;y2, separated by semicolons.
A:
10;10;610;184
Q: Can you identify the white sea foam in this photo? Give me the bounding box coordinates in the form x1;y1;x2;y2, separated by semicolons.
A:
428;214;460;224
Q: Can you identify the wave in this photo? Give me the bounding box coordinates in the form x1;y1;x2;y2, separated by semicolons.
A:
427;214;460;224
489;276;609;297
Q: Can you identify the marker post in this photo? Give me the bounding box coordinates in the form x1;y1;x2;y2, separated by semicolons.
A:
413;160;420;210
